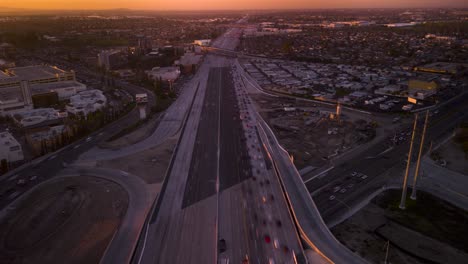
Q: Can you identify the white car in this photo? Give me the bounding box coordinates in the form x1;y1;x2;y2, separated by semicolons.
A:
17;179;26;185
329;195;336;201
339;188;347;194
273;238;279;249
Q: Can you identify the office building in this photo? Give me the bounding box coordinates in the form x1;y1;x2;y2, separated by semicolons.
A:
66;89;107;116
98;50;125;70
0;131;24;163
0;65;86;115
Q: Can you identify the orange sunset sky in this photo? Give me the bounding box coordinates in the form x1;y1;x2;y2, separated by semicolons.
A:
1;0;467;10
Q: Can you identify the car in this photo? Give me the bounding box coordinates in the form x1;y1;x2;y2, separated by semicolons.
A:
347;183;354;188
29;176;37;181
339;188;347;193
273;239;280;249
361;175;368;180
86;137;92;142
275;220;282;227
351;172;358;177
218;239;227;253
329;195;336;201
17;179;26;186
333;186;341;193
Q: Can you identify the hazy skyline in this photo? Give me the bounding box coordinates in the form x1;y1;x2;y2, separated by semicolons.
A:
2;0;467;11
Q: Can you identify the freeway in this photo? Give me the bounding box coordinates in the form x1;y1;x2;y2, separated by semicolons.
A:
135;24;303;264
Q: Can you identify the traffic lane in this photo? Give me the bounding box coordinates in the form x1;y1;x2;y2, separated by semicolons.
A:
181;68;221;209
233;66;302;263
219;67;252;191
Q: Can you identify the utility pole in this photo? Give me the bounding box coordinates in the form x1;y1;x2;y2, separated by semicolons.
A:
411;111;429;200
399;113;418;210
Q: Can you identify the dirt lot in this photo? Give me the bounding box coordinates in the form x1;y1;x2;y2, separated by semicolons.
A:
332;190;468;264
252;94;375;170
98;137;177;185
0;176;128;264
100;114;161;149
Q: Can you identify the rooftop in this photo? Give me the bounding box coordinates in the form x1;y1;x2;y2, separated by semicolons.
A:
30;81;85;95
0;131;20;147
12;108;62;128
6;65;68;81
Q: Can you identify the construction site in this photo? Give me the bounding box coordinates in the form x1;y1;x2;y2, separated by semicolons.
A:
252;94;376;170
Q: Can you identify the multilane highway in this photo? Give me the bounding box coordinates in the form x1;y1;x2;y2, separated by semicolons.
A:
134;26;304;264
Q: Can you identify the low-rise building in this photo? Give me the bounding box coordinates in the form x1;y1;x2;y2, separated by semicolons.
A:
402;104;414;111
0;131;23;163
178;52;203;73
98;49;125;70
194;39;211;46
0;43;15;58
66;89;107;116
146;66;180;82
0;65;86;115
12;108;63;128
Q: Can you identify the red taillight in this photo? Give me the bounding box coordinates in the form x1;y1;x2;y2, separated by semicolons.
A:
264;235;271;243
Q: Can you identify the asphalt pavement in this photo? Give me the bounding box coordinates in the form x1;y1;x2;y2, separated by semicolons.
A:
310;92;468;224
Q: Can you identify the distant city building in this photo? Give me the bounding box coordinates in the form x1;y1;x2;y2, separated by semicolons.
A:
323;21;373;28
0;65;86;115
146;66;181;82
66;89;107;116
0;43;15;58
194;39;211;46
385;22;419;28
98;50;125;70
0;131;23;163
374;85;402;96
136;34;152;53
414;62;464;75
425;34;457;42
408;78;439;93
178;52;203;73
114;69;135;79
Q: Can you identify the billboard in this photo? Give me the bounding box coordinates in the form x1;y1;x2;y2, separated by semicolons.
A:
136;93;148;104
408;97;417;104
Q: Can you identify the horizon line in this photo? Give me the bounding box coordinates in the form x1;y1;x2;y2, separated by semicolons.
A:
1;6;467;13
